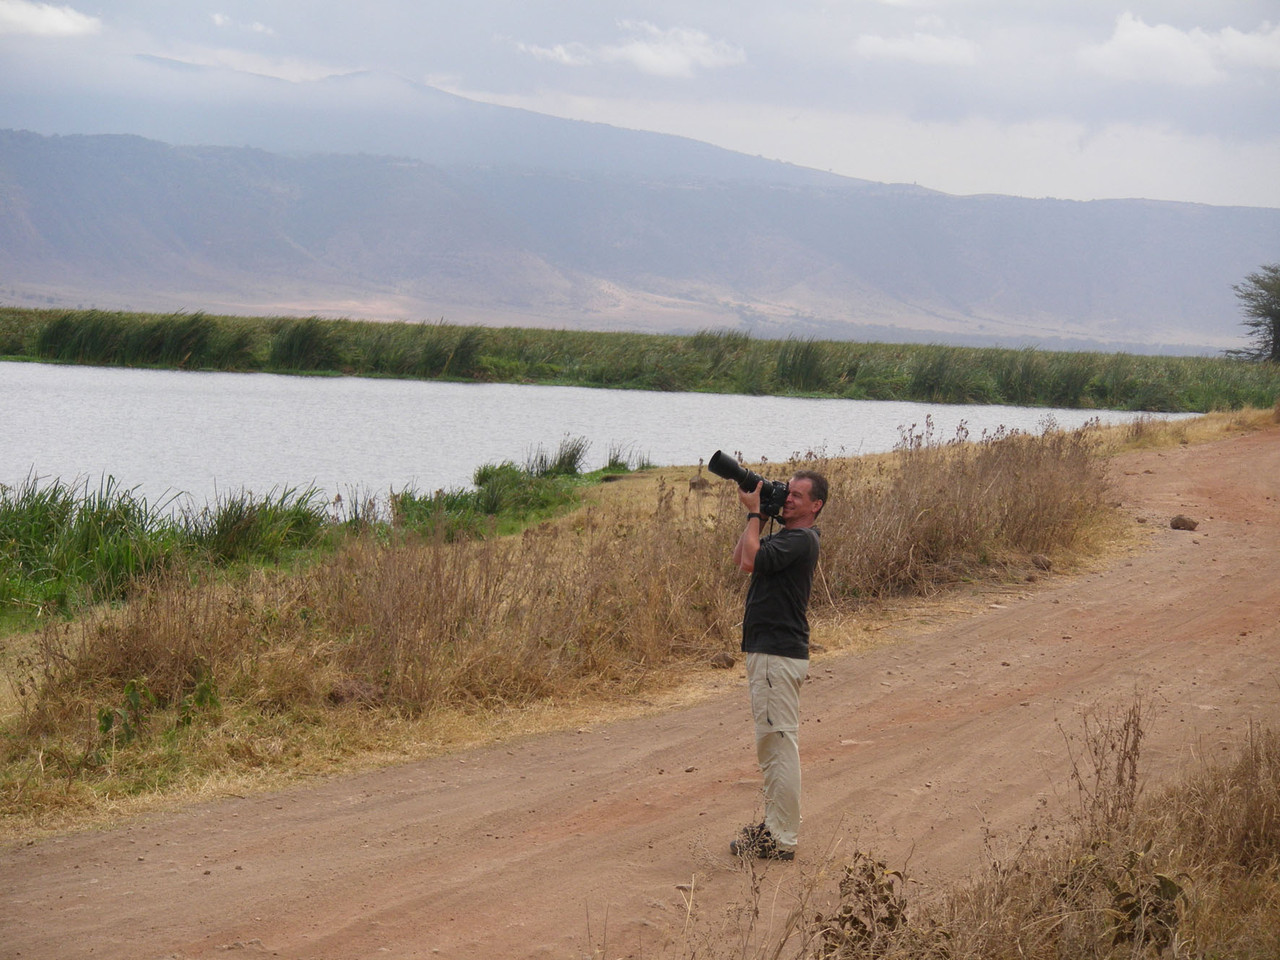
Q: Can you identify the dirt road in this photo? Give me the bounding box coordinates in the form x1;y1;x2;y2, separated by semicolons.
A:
4;428;1279;960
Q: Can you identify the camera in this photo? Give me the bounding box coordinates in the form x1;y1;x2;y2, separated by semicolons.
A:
708;450;789;518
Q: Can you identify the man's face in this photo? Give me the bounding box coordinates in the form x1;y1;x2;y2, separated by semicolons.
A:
781;477;822;527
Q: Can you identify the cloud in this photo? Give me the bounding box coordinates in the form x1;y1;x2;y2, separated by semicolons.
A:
0;0;99;36
519;20;744;79
519;40;594;68
853;31;978;67
1079;12;1280;86
608;20;745;77
159;47;347;83
1217;21;1280;70
211;13;274;37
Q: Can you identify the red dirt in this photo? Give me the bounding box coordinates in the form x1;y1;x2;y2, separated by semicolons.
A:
4;428;1280;960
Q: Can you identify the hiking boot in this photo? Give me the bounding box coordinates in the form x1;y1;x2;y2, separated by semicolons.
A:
729;822;795;861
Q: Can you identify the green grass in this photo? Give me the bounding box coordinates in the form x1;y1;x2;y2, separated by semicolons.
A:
179;486;330;564
391;462;581;541
0;475;181;613
390;436;626;540
4;305;1278;412
0;437;629;618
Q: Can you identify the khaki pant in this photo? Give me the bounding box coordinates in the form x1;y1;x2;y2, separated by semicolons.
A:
746;652;809;850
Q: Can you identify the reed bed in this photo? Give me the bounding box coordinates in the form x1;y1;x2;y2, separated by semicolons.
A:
5;306;1279;412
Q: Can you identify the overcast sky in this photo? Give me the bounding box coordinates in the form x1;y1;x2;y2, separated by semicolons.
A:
1;0;1278;207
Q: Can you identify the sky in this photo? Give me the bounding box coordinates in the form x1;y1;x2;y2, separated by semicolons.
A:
1;0;1278;207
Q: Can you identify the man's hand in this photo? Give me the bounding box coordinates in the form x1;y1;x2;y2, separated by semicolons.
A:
733;481;764;571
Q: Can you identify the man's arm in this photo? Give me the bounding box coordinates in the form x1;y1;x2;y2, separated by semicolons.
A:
733;482;763;572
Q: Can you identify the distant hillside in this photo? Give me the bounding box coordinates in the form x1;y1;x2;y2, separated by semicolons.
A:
1;128;1277;353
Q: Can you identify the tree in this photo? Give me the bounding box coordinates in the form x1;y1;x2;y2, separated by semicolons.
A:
1228;263;1280;363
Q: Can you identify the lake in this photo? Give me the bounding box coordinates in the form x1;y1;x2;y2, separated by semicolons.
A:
1;360;1180;508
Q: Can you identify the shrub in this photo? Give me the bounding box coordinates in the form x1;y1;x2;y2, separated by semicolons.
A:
180;487;328;563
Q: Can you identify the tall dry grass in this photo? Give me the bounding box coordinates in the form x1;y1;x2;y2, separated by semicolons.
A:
11;479;742;749
816;418;1109;603
914;718;1280;960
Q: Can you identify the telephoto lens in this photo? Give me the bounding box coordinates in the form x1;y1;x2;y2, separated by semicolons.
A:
707;450;788;517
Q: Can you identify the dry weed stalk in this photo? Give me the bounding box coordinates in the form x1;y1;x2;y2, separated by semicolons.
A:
1063;698;1146;836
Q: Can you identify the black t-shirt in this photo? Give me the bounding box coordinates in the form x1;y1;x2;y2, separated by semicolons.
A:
741;526;820;660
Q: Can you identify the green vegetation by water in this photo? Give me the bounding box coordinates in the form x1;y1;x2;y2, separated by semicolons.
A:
3;306;1278;412
0;436;631;619
0;475;330;616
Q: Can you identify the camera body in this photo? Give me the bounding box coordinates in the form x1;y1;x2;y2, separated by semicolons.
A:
708;450;789;519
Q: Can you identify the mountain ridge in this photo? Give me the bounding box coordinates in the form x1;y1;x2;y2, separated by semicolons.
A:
2;124;1277;354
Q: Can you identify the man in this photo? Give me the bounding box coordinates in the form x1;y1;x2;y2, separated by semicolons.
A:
730;469;828;862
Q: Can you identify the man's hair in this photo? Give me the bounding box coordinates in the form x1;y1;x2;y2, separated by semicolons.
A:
792;470;828;514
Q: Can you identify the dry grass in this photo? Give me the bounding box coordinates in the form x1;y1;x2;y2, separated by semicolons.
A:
907;718;1280;960
672;705;1280;960
1102;405;1276;452
817;419;1111;603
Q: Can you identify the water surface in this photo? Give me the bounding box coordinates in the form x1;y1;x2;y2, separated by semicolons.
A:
1;361;1177;507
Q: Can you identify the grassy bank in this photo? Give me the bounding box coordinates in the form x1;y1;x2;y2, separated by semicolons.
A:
0;414;1129;831
3;306;1279;412
0;477;329;617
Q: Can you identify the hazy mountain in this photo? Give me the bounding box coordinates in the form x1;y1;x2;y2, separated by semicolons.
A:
6;67;877;189
2;122;1277;354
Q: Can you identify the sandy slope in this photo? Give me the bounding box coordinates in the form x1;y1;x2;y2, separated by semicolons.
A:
4;428;1279;960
